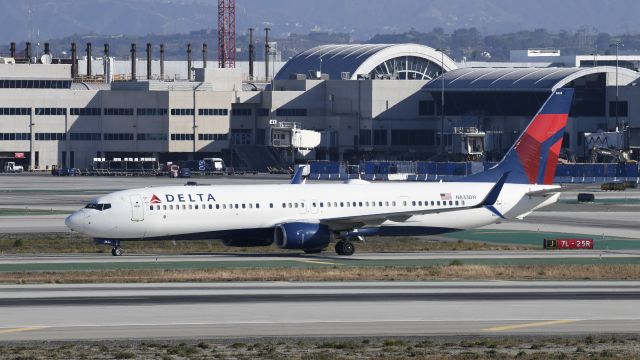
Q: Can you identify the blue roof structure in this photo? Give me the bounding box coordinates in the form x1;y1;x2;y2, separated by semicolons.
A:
423;66;640;92
275;44;457;81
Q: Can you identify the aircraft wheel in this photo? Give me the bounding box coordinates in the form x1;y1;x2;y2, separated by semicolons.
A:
111;247;124;256
341;241;355;256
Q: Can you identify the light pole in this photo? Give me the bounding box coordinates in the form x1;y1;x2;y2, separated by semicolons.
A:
436;48;447;156
610;40;623;131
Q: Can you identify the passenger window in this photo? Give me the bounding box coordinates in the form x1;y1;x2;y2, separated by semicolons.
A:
270;203;273;208
334;202;337;207
412;201;416;206
182;205;186;209
189;205;193;210
288;203;292;208
340;202;344;207
320;203;324;207
282;203;286;208
437;201;441;206
242;204;246;209
431;201;434;206
462;201;465;206
403;201;407;206
195;205;199;209
455;201;459;206
169;205;174;210
149;206;153;210
156;205;160;210
449;201;453;206
235;204;239;209
256;203;260;209
294;203;298;208
352;202;356;207
392;201;396;206
418;201;422;206
301;203;304;208
326;202;330;207
163;205;167;210
222;204;226;209
359;202;363;207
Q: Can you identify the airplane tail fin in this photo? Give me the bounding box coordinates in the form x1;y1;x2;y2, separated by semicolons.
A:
463;88;574;185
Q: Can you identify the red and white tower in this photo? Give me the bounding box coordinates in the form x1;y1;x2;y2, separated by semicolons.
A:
217;0;236;68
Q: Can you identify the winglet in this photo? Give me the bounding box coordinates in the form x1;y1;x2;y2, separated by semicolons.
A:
290;165;308;184
480;172;509;219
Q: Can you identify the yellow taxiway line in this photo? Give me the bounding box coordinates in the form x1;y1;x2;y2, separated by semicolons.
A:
483;319;581;332
0;326;47;335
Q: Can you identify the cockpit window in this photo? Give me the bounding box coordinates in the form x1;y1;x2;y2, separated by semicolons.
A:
85;203;111;211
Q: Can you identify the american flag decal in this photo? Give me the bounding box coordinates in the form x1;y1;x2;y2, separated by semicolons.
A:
440;193;452;201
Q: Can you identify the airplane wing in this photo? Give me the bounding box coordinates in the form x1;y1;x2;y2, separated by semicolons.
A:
320;172;510;230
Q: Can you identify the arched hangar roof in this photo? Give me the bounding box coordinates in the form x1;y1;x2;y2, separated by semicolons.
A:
274;44;458;81
423;66;640;92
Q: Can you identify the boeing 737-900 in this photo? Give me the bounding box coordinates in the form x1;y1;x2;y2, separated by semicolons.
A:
66;88;574;256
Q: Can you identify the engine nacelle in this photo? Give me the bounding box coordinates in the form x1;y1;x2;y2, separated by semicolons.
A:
222;238;275;247
274;222;331;250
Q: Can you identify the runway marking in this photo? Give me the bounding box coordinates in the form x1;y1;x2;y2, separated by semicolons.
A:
483;319;581;332
297;260;342;266
0;326;47;335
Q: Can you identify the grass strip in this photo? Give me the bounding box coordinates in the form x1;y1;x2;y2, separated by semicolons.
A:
3;264;640;284
0;335;638;359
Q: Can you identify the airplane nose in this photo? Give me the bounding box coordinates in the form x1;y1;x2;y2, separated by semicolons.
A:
65;212;86;232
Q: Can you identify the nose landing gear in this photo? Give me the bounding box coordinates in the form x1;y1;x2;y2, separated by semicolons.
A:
95;238;125;256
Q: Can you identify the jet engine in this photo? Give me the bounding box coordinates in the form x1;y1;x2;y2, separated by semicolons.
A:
274;222;331;250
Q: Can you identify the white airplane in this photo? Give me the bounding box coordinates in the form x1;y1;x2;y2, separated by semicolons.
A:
66;89;574;256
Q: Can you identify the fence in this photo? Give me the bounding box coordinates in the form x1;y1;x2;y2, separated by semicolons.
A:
307;160;640;183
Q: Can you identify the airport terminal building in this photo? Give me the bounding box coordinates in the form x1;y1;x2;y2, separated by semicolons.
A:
0;43;639;170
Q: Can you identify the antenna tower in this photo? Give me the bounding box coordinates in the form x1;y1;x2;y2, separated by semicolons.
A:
217;0;236;68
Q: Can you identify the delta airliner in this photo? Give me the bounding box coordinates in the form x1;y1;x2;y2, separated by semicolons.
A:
66;89;574;256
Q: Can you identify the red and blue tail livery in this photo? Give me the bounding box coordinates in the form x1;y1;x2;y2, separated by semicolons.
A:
464;88;574;185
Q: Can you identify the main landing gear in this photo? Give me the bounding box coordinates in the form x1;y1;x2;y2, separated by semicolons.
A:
335;240;355;256
111;246;124;256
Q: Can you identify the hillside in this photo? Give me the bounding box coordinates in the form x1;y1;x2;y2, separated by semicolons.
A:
1;0;640;45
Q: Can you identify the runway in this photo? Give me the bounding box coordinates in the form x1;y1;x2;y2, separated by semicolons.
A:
0;281;639;341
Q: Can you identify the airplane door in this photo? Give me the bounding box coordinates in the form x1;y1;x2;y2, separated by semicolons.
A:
130;195;144;222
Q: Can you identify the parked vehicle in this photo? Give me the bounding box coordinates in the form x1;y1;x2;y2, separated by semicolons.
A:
4;162;24;173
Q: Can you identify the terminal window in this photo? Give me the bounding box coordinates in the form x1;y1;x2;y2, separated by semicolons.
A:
35;108;66;116
70;133;101;141
0;133;30;140
0;80;71;89
0;108;31;115
171;109;195;116
35;133;66;141
275;108;307;117
137;133;168;141
170;134;195;141
70;108;101;116
198;133;229;141
104;108;134;116
103;133;134;141
137;108;168;116
198;108;228;116
231;108;252;116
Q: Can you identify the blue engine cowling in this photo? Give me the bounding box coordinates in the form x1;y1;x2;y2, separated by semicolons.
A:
274;222;331;250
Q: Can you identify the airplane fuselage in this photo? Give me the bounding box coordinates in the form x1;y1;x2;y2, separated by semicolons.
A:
66;180;559;241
